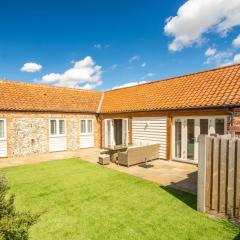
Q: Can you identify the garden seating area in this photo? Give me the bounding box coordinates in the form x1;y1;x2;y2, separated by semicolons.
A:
99;143;160;167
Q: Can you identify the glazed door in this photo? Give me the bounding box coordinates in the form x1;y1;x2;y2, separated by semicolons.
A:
105;119;114;148
187;119;195;160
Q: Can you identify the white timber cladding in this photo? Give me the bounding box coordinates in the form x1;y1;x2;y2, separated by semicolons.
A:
49;119;67;152
0;119;7;157
80;119;94;148
132;117;167;159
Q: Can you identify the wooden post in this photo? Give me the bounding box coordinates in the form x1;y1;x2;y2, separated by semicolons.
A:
205;137;213;211
198;135;207;212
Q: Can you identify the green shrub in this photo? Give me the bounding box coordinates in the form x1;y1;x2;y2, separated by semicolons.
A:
0;175;39;240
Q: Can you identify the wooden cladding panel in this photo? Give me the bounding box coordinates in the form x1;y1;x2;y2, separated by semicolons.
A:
219;139;227;213
236;140;240;218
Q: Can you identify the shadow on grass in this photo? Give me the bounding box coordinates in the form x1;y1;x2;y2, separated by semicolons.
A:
233;232;240;240
160;186;197;210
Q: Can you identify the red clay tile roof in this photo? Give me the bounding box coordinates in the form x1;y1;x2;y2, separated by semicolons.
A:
0;81;102;113
100;64;240;113
1;64;240;113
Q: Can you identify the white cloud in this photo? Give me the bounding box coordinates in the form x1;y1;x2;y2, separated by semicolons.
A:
141;62;146;67
21;62;42;72
94;44;102;49
81;81;102;90
112;81;147;90
215;53;240;66
233;34;240;48
94;44;110;49
147;72;155;77
39;56;102;89
205;48;217;57
141;72;155;81
233;54;240;64
204;50;233;66
110;64;119;70
129;55;140;63
164;0;240;51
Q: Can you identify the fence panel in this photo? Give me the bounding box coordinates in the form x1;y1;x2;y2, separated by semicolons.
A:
198;135;240;219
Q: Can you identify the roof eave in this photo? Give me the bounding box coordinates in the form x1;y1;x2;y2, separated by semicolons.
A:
99;104;240;114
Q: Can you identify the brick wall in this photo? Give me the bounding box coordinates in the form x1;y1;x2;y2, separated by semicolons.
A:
0;111;100;158
228;108;240;136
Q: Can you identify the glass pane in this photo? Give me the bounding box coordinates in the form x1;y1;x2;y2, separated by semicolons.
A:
175;120;182;158
122;119;128;146
0;120;4;138
187;119;195;160
87;120;92;133
50;120;57;135
200;119;208;135
107;120;111;147
215;119;224;135
59;120;65;135
80;120;86;134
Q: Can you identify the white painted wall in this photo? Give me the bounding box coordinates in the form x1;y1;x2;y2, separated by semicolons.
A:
49;137;67;152
0;141;7;157
80;135;94;148
132;117;167;159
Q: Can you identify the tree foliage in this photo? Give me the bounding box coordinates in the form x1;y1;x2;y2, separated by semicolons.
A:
0;175;39;240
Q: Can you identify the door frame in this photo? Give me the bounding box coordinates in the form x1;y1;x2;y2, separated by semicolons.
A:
104;118;128;148
172;115;228;163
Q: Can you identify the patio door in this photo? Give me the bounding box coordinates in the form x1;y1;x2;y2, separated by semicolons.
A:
105;119;114;148
122;119;128;146
173;116;227;163
104;119;128;148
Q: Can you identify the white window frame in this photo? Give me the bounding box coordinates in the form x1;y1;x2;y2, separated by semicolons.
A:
49;119;66;137
0;119;6;141
80;119;93;136
172;115;227;162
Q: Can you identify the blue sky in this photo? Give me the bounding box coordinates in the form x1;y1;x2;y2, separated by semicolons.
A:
0;0;240;90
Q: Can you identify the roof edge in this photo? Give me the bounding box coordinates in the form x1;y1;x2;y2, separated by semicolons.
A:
0;108;97;114
105;63;240;93
99;104;239;114
97;92;105;113
0;79;103;94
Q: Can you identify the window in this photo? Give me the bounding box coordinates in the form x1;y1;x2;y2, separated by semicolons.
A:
50;119;66;136
80;119;93;134
59;120;65;135
215;119;225;135
0;120;5;139
80;120;86;134
50;120;57;135
200;119;208;135
87;120;92;133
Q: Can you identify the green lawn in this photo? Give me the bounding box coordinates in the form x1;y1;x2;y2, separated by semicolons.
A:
1;158;239;240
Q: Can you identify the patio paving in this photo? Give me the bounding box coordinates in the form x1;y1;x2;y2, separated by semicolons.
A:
0;148;198;194
76;148;198;195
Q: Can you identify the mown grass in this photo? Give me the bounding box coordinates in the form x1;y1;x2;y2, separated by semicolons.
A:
1;158;239;240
